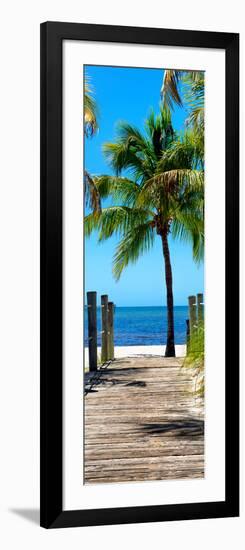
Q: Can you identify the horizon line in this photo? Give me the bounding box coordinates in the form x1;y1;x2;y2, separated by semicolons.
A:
86;304;191;308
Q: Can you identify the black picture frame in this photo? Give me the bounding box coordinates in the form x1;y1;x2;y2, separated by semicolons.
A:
40;21;239;529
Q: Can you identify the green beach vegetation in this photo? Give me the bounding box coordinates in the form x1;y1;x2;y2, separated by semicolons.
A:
185;321;205;397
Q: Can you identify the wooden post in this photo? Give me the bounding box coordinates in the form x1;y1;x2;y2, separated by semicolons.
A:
197;293;204;324
101;295;108;363
188;295;197;335
108;302;114;360
87;291;97;372
186;319;190;352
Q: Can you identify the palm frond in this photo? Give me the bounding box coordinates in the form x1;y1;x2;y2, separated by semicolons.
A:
103;121;157;180
94;176;139;205
102;142;151;180
85;206;152;241
84;170;101;213
115;122;150;151
160;70;205;142
159;130;204;170
160;70;183;109
192;228;204;262
135;166;204;262
139;169;203;201
84;74;99;137
113;222;155;280
171;214;204;263
183;72;204;133
144;107;174;156
186;107;204;133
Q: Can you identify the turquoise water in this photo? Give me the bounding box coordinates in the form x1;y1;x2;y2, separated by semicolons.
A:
85;306;189;346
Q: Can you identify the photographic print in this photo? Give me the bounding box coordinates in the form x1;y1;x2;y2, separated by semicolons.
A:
84;65;205;485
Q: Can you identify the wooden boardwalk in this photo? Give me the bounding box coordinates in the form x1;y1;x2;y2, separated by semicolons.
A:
84;356;204;484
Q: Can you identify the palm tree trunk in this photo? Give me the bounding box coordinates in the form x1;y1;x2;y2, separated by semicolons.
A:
161;232;175;357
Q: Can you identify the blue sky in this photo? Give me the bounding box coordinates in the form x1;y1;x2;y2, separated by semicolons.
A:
85;65;204;307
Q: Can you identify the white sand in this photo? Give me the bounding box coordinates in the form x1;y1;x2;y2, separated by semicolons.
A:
85;345;186;368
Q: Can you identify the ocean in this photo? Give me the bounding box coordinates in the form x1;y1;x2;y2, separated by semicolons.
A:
84;306;189;346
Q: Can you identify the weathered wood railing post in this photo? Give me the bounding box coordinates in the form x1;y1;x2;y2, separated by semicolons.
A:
186;319;190;353
188;295;197;335
87;291;97;372
108;302;114;360
197;292;204;324
101;294;108;363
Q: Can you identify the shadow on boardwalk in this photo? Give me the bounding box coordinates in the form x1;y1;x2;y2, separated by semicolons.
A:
142;419;204;437
84;355;204;484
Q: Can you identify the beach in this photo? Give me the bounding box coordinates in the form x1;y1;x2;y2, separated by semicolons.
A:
85;344;186;368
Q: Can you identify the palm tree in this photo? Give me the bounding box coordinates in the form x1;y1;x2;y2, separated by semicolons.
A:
85;109;204;356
